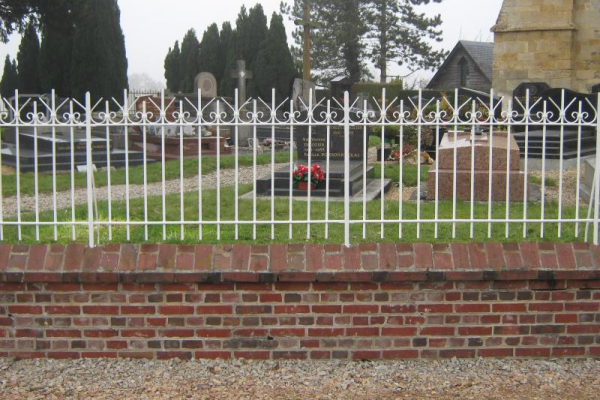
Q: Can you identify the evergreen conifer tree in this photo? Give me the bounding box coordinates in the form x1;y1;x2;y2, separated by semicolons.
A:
282;0;368;84
366;0;446;82
220;33;239;98
0;55;19;98
16;23;41;93
240;5;269;97
253;13;297;102
199;24;222;82
179;29;200;93
283;0;447;84
219;7;249;98
38;0;75;96
164;41;182;93
70;0;128;102
218;22;233;81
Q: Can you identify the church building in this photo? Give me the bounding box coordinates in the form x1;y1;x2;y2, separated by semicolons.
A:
426;40;494;93
492;0;600;98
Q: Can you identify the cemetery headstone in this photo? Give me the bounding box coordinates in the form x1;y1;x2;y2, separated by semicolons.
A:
330;76;353;103
231;60;253;144
428;130;526;202
292;78;316;109
0;95;149;172
194;72;218;98
231;60;253;105
513;82;551;98
512;87;596;160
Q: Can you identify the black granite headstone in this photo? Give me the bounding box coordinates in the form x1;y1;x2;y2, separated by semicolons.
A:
512;88;597;160
296;123;365;163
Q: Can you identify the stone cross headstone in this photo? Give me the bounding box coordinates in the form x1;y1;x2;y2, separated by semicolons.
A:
230;60;253;144
230;60;253;105
194;72;218;98
292;78;316;109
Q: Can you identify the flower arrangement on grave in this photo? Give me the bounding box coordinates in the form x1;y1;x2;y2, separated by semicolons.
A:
293;164;325;190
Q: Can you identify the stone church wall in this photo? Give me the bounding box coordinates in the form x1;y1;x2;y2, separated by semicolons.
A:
492;0;600;98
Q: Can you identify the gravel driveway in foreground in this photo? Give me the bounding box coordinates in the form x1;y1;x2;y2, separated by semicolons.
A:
1;358;598;399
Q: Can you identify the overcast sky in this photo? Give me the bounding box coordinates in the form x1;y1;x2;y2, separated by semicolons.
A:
0;0;504;87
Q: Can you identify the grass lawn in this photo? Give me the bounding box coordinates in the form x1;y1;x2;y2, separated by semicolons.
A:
0;151;295;197
1;149;432;200
371;163;429;187
0;184;588;245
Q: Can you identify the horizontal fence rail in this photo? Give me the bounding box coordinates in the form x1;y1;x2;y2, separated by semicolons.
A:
0;89;598;247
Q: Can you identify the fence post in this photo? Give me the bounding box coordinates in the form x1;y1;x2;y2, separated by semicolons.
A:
85;92;95;248
344;91;351;247
594;93;600;245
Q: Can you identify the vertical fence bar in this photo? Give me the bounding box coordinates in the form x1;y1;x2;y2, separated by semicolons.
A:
505;99;512;238
541;101;548;239
85;93;95;247
325;99;332;239
344;91;351;247
51;91;58;241
179;100;185;241
488;91;495;238
416;90;422;239
434;99;440;239
161;91;167;240
69;101;76;241
398;100;404;239
197;90;203;240
252;99;257;240
234;89;239;240
288;99;294;240
271;89;276;240
216;99;221;241
523;90;530;238
380;89;386;239
362;99;368;239
469;100;476;239
123;90;131;241
575;100;583;237
33;101;40;241
307;90;313;240
557;90;565;238
14;91;21;240
593;93;600;245
142;101;149;240
105;101;112;241
452;90;458;238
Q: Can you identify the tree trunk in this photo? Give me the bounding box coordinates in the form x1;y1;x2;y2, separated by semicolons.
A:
378;0;387;83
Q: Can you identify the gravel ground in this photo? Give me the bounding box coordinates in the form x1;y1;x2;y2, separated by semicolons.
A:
530;166;586;207
1;164;287;217
0;358;598;399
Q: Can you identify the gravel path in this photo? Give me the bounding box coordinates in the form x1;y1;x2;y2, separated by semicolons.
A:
0;358;598;399
1;164;287;217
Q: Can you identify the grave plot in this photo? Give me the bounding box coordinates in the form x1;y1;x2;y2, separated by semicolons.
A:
0;95;149;172
254;106;392;201
512;88;597;160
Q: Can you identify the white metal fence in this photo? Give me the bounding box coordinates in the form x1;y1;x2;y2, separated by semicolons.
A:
0;89;598;247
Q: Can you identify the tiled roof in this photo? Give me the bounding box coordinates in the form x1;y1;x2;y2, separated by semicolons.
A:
459;40;494;81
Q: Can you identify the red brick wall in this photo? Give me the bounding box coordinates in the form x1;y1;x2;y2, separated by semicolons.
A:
0;243;599;360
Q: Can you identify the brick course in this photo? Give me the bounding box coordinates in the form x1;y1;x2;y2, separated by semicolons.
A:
0;243;599;360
